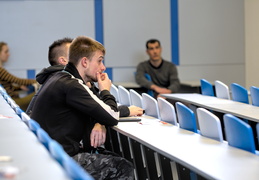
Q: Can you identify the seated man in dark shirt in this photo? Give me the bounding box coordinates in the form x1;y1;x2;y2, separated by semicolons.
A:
135;39;180;98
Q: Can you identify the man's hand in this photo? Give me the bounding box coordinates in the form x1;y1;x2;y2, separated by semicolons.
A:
128;105;144;116
151;84;172;94
90;123;106;148
20;85;29;91
97;72;111;91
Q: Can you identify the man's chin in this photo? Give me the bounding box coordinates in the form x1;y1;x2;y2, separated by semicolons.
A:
151;58;160;61
91;78;98;82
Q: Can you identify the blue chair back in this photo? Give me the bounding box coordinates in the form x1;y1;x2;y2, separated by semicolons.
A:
250;86;259;106
2;92;10;101
49;140;94;180
224;114;256;154
49;140;69;166
14;107;24;118
231;83;249;104
28;119;41;135
175;102;198;133
63;157;94;180
256;123;259;146
145;73;154;97
36;128;52;150
0;84;6;95
200;79;215;96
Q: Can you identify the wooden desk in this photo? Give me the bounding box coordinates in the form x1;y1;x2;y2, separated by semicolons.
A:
112;117;259;180
162;93;259;123
0;95;71;180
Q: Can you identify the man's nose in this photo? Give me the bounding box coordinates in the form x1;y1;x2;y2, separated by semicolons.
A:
101;63;106;72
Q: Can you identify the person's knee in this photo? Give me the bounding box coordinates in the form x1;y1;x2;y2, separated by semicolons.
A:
115;157;134;179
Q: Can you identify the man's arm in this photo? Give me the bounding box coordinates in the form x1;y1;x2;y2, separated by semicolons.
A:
167;64;180;93
118;105;144;117
66;78;119;126
135;63;153;89
150;84;172;94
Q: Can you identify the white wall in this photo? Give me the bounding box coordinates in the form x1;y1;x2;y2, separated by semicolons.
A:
0;0;94;77
0;0;246;88
178;0;245;87
103;0;171;82
103;0;245;86
245;0;259;89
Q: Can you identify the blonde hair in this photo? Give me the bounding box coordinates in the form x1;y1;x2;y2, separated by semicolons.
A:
69;36;105;66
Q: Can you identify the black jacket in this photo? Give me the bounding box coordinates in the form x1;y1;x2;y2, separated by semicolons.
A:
26;65;130;117
31;63;119;156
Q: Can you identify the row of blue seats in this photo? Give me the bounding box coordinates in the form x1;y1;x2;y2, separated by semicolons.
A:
201;78;259;106
114;83;259;155
113;84;259;180
0;84;94;180
200;79;259;154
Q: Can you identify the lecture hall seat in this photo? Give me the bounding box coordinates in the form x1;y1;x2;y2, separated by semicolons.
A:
129;89;143;108
175;102;199;133
250;86;259;106
200;79;215;96
224;114;258;154
196;107;223;142
142;93;160;119
118;85;131;106
110;84;120;103
214;80;230;99
231;83;249;104
157;97;178;126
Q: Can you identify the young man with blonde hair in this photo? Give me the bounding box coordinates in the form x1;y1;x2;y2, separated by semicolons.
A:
31;36;134;179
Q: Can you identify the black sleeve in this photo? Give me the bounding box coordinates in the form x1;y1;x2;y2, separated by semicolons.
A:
118;105;130;117
67;83;119;126
100;90;118;112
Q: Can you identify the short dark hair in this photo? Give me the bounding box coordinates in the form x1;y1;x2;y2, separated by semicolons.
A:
69;36;105;66
146;39;161;49
48;37;73;66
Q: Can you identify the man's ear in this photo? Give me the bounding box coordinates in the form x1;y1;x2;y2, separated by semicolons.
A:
81;57;89;68
58;57;68;65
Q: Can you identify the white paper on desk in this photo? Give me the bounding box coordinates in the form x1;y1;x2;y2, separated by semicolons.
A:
139;118;173;126
0;156;12;162
0;165;19;178
140;118;160;125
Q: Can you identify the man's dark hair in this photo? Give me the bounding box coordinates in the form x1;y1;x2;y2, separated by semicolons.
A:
146;39;161;49
48;37;73;66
